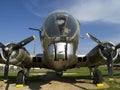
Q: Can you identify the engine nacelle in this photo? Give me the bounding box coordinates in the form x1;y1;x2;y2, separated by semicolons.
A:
86;42;118;66
1;43;32;66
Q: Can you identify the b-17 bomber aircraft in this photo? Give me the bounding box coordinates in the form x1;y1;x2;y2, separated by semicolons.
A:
0;10;120;87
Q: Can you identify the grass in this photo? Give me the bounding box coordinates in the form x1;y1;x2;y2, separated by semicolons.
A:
0;66;120;89
65;67;120;90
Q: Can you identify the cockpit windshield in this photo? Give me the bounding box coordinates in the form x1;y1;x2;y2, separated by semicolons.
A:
44;11;78;37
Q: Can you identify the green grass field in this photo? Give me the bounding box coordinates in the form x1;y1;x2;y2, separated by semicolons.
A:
66;67;120;90
0;66;120;90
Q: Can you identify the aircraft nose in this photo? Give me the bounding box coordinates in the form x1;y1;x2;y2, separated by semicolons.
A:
48;42;74;61
44;10;79;37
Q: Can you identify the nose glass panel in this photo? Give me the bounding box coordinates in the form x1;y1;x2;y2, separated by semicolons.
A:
48;43;73;60
44;11;78;37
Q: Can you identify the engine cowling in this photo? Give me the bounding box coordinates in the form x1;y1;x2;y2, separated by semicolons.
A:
99;42;118;61
1;43;32;65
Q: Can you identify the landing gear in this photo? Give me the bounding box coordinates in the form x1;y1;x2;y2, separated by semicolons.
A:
89;67;103;84
16;70;25;85
56;71;63;77
16;68;30;87
93;69;103;84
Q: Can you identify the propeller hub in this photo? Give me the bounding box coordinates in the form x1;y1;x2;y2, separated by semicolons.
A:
1;43;17;60
4;47;9;51
111;46;115;50
99;42;118;61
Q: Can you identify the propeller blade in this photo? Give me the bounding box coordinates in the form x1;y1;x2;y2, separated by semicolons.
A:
4;56;10;82
86;33;105;47
115;43;120;49
107;53;113;78
29;27;41;31
0;42;5;49
13;35;36;50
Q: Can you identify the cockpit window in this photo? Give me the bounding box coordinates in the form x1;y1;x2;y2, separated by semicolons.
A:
44;11;78;37
45;15;59;37
56;15;69;36
66;15;77;37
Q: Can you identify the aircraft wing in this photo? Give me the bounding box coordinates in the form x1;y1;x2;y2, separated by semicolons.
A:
76;46;107;68
29;54;45;68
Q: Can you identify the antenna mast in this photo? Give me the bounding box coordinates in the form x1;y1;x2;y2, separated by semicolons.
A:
33;39;36;54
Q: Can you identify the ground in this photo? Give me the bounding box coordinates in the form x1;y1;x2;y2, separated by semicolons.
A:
0;72;109;90
0;67;120;90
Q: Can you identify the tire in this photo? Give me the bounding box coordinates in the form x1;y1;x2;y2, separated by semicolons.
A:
93;69;103;84
16;70;25;84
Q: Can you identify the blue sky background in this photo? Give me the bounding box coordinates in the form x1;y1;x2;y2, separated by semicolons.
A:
0;0;120;54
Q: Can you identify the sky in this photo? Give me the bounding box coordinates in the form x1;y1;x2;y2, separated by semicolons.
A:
0;0;120;54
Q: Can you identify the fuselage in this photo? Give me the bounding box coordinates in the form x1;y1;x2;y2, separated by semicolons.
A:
40;10;80;71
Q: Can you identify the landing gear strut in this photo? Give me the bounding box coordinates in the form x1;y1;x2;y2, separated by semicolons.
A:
56;71;63;77
89;67;94;79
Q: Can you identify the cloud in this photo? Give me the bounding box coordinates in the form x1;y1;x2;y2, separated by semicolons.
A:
68;0;120;24
23;0;120;24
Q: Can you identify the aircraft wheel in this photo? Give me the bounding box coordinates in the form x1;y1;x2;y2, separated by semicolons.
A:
16;70;25;85
93;69;103;84
56;72;63;77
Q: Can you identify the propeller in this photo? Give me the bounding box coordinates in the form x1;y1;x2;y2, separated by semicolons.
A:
13;35;36;50
86;33;120;78
0;42;5;49
0;35;36;82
